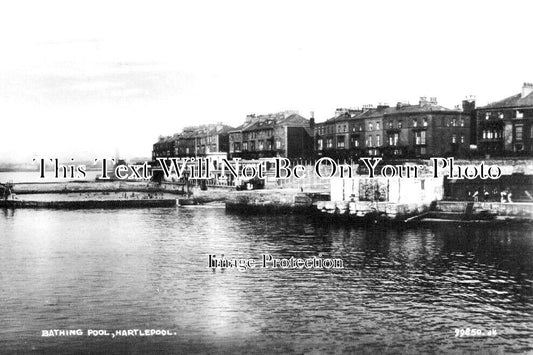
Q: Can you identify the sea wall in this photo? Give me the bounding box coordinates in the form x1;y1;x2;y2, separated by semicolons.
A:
12;181;184;195
225;189;314;213
435;201;533;218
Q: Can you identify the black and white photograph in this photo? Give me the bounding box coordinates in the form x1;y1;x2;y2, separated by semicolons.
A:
1;1;532;353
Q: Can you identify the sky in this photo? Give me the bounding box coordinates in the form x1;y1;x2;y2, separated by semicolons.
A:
0;0;531;163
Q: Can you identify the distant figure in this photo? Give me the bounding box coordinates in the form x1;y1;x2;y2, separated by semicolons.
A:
500;191;507;203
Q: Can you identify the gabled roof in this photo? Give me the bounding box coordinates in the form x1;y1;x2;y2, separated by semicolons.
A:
481;92;533;109
278;113;310;127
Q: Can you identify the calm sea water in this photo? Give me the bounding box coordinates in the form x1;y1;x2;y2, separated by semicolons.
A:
0;207;532;353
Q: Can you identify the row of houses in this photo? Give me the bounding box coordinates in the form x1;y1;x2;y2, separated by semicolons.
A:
153;83;533;161
152;111;314;161
315;97;474;159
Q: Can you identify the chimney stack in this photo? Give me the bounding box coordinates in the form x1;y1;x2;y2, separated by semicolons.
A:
462;96;476;113
522;82;533;98
419;96;428;106
309;111;315;131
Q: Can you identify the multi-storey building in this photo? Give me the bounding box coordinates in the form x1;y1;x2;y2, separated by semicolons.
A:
188;124;233;156
315;108;365;160
382;98;471;158
152;123;233;160
229;111;313;159
176;128;197;157
152;135;177;160
315;98;472;159
475;83;533;156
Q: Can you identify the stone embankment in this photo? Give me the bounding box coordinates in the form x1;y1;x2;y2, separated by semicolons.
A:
11;181;185;195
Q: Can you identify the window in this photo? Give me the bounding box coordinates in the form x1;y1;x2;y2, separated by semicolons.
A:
317;139;323;150
460;134;464;144
413;119;417;127
452;134;457;144
275;140;281;149
423;118;428;127
389;133;399;146
398;120;403;129
369;123;373;131
326;138;333;148
517;110;524;119
344;125;347;133
368;135;373;147
388;120;393;128
376;134;381;146
243;142;248;151
337;136;345;148
485;113;490;120
250;141;256;151
350;137;359;147
258;140;264;150
516;125;523;141
415;131;426;145
266;140;272;150
460;118;465;127
499;112;504;119
376;122;380;130
234;142;241;151
452;119;457;127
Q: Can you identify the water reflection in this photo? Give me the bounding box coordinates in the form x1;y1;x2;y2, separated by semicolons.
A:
0;208;532;353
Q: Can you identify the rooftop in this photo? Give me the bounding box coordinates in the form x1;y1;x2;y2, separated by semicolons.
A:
481;92;533;109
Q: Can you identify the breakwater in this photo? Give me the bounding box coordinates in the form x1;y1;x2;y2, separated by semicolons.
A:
10;181;185;195
0;198;176;209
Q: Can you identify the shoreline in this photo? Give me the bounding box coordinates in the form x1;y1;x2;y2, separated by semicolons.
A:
2;182;532;226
